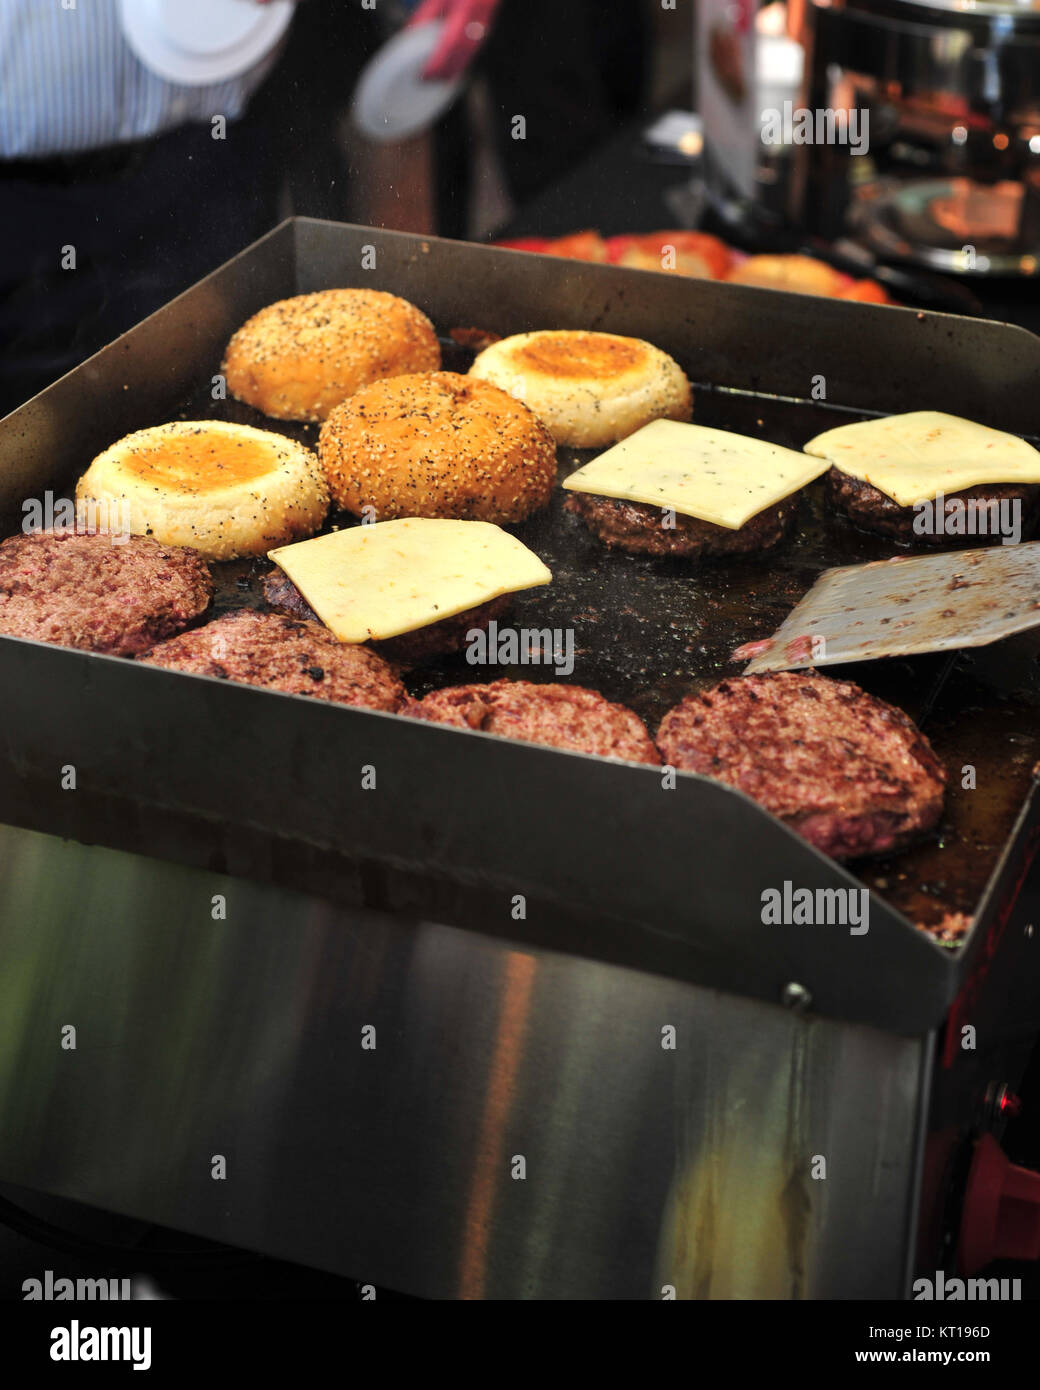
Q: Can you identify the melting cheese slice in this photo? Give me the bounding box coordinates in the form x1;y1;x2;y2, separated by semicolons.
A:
268;518;552;643
561;418;829;529
805;411;1040;508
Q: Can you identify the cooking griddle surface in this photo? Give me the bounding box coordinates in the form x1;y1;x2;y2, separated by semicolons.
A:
94;339;1038;942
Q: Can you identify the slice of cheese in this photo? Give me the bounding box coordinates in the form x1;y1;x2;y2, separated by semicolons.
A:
561;418;829;529
268;518;552;643
804;411;1040;507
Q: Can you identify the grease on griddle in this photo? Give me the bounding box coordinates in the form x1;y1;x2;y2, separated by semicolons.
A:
169;373;1040;950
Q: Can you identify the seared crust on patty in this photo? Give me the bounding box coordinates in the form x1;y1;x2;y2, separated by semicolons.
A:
656;671;946;859
0;530;212;656
564;491;797;558
261;567;513;663
140;609;404;710
261;568;323;623
223;289;441;423
468;330;692;448
826;467;1039;545
403;678;660;763
319;371;557;523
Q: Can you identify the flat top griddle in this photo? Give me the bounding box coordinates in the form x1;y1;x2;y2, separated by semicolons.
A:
147;338;1040;944
3;219;1040;1035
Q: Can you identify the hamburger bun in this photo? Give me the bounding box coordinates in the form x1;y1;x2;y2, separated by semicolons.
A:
725;255;847;297
468;329;692;448
222;288;441;423
319;371;556;523
606;231;733;280
76;420;329;562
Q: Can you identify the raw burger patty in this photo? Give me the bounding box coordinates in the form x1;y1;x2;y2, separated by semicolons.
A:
261;568;512;663
0;529;212;656
564;492;796;558
140;608;404;710
827;468;1039;545
656;671;945;859
404;678;660;763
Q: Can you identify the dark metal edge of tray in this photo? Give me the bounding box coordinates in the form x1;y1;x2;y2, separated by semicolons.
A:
1;217;1037;1035
0;631;955;1037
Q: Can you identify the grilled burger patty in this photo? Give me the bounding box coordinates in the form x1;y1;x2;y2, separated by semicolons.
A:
656;672;946;859
826;467;1039;544
261;569;513;663
404;679;660;763
141;609;405;710
564;491;796;558
0;530;212;656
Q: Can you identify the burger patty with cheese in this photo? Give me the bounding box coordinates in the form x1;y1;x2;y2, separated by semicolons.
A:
265;517;552;662
806;411;1040;547
562;418;828;560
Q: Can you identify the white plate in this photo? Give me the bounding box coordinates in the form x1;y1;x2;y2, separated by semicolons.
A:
351;21;464;143
118;0;294;87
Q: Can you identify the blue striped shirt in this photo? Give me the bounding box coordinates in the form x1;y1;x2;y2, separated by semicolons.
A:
0;0;287;158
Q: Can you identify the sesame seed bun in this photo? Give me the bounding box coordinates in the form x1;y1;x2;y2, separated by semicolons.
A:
222;289;441;423
318;372;557;523
76;421;329;562
467;330;692;448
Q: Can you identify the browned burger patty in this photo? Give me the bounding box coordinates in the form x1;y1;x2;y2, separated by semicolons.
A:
656;671;945;859
140;609;404;710
260;568;323;625
261;568;513;663
564;492;797;558
404;679;660;763
0;530;212;656
826;467;1039;545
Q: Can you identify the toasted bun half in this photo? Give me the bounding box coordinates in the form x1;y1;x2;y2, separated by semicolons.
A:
222;288;441;423
468;330;692;448
76;421;329;562
319;371;557;523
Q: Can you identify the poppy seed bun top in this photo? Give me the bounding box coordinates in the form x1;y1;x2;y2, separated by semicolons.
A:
468;330;692;448
222;289;441;423
318;372;557;523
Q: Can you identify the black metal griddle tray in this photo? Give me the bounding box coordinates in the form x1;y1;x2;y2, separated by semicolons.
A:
2;217;1039;1038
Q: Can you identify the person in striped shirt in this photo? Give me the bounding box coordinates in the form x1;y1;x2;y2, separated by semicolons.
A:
0;0;495;415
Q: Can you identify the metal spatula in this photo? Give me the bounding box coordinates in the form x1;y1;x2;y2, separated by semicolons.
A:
739;541;1040;674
